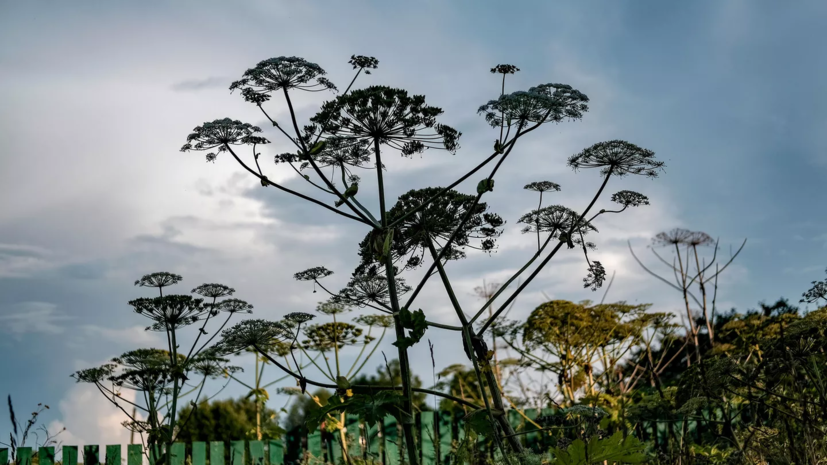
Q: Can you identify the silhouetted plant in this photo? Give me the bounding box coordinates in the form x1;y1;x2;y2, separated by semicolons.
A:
71;272;247;465
629;228;747;358
182;53;664;464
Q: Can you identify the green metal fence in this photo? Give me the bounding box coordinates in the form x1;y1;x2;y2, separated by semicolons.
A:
1;408;707;465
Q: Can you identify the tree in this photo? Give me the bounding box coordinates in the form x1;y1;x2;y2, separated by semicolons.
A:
175;397;283;442
185;55;665;464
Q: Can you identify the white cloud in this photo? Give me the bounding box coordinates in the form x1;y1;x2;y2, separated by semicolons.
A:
47;383;139;452
0;302;73;338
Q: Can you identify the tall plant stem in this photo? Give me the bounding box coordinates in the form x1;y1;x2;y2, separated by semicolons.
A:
426;239;523;455
675;243;701;362
373;139;420;465
692;245;714;345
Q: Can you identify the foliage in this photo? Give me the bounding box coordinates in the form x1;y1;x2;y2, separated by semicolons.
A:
175;397;283;442
1;396;65;462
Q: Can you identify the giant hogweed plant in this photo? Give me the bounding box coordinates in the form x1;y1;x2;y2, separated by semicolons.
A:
181;54;665;464
71;273;251;465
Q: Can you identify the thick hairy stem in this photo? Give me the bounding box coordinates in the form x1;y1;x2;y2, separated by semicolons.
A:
675;243;701;362
426;239;522;454
692;245;714;345
385;250;420;465
373;137;419;465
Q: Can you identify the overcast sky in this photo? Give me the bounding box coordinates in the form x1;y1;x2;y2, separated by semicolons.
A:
1;0;826;453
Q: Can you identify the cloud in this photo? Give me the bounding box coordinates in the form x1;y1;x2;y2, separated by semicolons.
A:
0;302;73;338
76;324;164;347
47;382;140;454
0;243;57;278
170;76;226;92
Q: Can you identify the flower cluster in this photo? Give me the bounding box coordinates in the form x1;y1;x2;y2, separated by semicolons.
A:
801;268;827;305
229;57;337;103
478;83;589;128
358;187;505;272
216;319;295;356
302;322;364;351
517;205;597;237
180;118;269;163
294;267;334;282
652;228;713;247
610;190;650;208
135;272;182;289
129;295;209;332
349;55;379;73
567;140;664;178
310;86;461;156
333;265;411;308
353;314;395;328
490;64;520;75
524;181;561;193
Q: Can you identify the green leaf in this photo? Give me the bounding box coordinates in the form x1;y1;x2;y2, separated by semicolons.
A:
392;307;428;349
550;432;648;465
476;178;495;195
309;140;327;155
382;229;395;260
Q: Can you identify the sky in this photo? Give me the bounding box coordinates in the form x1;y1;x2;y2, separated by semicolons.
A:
1;0;826;454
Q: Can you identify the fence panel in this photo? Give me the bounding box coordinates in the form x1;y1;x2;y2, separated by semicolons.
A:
191;442;206;465
419;411;436;465
209;441;224;465
248;441;264;465
267;440;283;465
307;430;322;460
345;415;361;460
63;446;78;465
16;448;32;465
40;448;56;465
105;445;121;465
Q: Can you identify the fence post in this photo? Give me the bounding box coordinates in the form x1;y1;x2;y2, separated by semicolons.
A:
383;415;400;465
267;440;283;465
39;447;56;465
127;444;142;465
436;411;452;465
105;446;121;465
83;446;100;465
209;442;225;465
419;411;436;465
366;421;381;462
16;448;32;465
345;414;362;460
229;441;244;465
248;441;264;465
169;443;185;465
307;431;322;461
191;443;206;465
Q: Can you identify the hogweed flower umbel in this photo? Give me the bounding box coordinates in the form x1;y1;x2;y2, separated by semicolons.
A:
180;118;269;163
478;84;589;128
567;140;664;178
310;86;461;156
229;56;337;99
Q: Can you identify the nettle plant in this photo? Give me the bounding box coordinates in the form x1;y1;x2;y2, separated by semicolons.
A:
72;273;251;464
182;55;665;464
